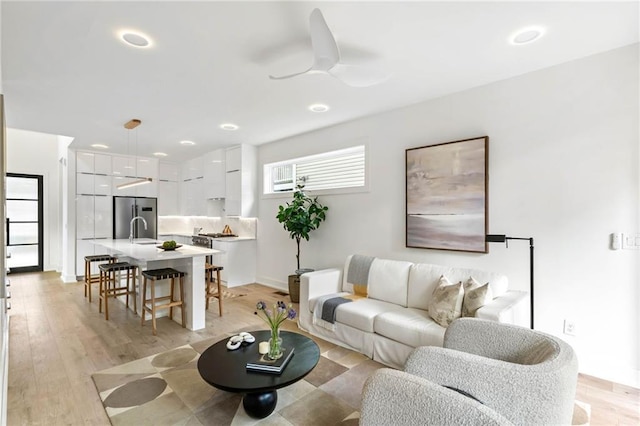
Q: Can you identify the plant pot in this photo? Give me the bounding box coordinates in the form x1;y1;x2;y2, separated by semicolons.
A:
288;275;301;303
288;269;314;303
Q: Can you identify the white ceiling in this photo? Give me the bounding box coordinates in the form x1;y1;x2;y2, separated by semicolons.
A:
2;1;638;163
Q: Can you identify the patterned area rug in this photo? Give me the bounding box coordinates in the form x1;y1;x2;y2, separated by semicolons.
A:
91;331;380;425
92;332;590;426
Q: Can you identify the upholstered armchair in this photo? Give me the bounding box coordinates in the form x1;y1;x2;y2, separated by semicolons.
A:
360;318;578;426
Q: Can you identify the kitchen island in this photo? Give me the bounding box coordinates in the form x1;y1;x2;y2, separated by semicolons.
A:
93;239;219;331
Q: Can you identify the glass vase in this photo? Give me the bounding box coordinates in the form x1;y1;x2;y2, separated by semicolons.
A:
267;328;283;360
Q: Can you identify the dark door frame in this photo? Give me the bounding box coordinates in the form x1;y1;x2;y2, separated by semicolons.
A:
6;172;44;273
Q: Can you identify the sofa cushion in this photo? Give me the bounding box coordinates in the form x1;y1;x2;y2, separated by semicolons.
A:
374;308;446;348
408;263;508;311
335;298;404;333
462;277;493;317
427;276;464;327
367;258;413;307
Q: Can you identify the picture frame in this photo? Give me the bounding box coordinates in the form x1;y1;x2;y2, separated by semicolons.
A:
406;136;488;253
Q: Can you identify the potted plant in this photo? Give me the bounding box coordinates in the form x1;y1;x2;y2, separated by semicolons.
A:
276;184;329;302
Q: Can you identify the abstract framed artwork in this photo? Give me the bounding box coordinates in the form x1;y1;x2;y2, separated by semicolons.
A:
406;136;488;253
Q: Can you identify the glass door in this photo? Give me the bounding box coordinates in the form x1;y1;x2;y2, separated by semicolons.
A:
5;173;43;273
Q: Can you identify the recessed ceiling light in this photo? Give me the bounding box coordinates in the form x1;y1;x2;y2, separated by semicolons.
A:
220;123;239;131
309;104;330;113
180;140;196;146
91;144;109;149
509;26;546;45
120;30;152;48
153;152;168;157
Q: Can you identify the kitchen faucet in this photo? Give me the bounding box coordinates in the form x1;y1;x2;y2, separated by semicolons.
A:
129;216;148;243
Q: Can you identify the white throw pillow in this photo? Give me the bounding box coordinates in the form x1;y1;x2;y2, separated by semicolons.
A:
462;276;493;317
427;275;464;327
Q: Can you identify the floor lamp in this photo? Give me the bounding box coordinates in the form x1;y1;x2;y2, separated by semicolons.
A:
486;234;535;329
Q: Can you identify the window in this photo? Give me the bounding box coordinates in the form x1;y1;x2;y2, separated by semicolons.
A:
264;145;366;194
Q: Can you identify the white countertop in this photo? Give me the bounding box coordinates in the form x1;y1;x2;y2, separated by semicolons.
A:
94;239;219;261
159;233;256;242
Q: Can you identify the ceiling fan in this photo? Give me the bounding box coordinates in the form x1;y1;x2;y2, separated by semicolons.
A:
269;8;387;87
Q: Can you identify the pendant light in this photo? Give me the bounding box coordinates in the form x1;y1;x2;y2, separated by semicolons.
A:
117;119;153;190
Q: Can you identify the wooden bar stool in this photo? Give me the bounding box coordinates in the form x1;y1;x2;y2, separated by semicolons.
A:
98;262;137;321
205;263;224;316
141;268;186;335
84;254;116;302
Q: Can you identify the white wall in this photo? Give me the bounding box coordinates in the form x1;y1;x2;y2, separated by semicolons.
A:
257;44;640;387
6;128;63;272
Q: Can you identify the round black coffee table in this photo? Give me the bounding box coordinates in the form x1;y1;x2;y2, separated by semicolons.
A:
197;330;320;419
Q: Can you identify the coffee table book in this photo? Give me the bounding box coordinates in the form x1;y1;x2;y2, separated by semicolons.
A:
246;348;295;374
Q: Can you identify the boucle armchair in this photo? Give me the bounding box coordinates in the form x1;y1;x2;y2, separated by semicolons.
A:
360;318;578;426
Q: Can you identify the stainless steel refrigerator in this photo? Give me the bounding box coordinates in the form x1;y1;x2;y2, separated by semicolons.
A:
113;196;158;240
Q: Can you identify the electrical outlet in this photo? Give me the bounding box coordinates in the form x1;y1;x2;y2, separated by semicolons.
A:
563;320;577;336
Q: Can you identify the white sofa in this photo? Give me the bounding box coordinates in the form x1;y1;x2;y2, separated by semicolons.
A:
298;255;528;369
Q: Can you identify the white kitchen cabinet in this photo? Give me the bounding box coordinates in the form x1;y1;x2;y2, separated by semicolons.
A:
181;178;205;215
182;157;204;181
224;145;256;217
211;239;256;287
93;195;112;239
76;195;95;239
111;155;136;177
74;150;158;278
111;176;136;197
76;152;96;174
158;181;179;215
224;171;241;216
94;154;112;175
94;174;112;196
76;173;95;195
226;146;241;172
159;163;179;182
77;173;111;196
77;151;111;174
159;163;179;215
135;178;158;198
203;149;226;199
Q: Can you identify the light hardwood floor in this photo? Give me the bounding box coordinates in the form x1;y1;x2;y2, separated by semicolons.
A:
6;271;640;425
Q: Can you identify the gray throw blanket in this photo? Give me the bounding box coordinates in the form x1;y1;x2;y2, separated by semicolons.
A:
321;297;352;323
347;254;375;296
313;294;353;331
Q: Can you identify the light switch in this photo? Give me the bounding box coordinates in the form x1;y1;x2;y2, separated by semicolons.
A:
621;233;640;250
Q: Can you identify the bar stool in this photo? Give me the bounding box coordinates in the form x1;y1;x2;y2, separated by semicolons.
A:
141;268;186;335
98;262;137;321
205;263;224;316
84;254;116;302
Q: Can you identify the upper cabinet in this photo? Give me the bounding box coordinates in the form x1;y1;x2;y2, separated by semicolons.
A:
77;152;112;175
224;145;257;217
203;149;226;199
75;151;158;198
181;157;204;181
159;163;179;182
179;158;205;216
226;145;242;172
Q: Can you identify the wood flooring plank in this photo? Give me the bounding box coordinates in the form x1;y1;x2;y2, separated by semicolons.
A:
5;271;638;425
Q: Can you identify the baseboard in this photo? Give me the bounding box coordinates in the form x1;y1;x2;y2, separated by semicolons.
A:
61;273;78;283
254;277;287;293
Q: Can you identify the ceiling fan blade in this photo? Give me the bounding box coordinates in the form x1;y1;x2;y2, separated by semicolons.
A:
269;67;313;80
309;8;339;71
329;64;390;87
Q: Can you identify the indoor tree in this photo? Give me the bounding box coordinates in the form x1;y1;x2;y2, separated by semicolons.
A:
276;184;329;273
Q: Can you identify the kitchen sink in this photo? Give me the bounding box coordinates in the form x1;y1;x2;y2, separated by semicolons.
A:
135;241;160;245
